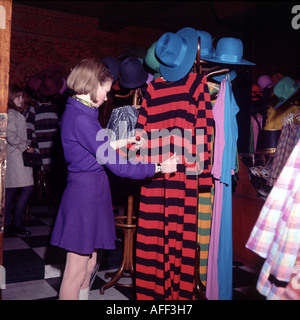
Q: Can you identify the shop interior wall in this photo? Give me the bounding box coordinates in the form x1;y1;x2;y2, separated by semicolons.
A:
10;3;162;88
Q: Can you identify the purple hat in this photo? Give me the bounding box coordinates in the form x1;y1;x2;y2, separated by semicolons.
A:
257;75;273;91
119;57;148;89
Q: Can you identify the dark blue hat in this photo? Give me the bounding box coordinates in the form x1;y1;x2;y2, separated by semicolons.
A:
119;57;148;89
102;56;121;83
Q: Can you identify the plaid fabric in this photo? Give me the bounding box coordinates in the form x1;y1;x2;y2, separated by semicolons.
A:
280;249;300;300
267;123;300;186
246;138;300;299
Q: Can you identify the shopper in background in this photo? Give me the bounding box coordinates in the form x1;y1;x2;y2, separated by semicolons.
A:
5;84;34;236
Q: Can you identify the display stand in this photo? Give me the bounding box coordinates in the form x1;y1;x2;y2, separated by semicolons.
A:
100;194;136;294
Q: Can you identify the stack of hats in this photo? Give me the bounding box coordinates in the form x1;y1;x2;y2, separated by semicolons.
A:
153;27;254;82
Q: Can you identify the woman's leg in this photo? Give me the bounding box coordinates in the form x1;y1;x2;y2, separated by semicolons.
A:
14;185;34;229
59;250;97;300
81;250;97;290
4;188;16;227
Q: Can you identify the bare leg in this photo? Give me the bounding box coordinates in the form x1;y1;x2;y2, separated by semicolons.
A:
59;251;97;300
81;251;97;289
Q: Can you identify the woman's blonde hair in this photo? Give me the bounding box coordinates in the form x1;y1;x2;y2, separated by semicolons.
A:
67;58;113;103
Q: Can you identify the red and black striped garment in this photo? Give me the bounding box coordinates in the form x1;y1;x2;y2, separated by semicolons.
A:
134;73;214;300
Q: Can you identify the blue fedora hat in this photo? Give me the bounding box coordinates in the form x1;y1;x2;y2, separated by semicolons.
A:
156;27;198;82
196;30;214;59
204;37;255;66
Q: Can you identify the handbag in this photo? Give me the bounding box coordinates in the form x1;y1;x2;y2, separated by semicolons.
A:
22;150;42;168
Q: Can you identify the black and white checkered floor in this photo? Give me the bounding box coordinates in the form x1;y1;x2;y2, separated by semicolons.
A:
2;204;265;300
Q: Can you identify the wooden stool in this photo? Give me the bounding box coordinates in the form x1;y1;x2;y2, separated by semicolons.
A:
100;194;136;294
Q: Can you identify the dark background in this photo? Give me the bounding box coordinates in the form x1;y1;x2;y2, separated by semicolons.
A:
14;0;300;80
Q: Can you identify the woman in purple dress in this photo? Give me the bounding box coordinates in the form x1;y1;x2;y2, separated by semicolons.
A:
50;58;177;300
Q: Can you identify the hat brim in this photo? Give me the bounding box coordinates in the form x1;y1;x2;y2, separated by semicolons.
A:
212;70;237;82
119;72;148;89
273;83;300;109
202;57;255;66
159;28;198;82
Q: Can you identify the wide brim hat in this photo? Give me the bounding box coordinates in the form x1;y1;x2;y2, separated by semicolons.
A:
102;56;121;83
144;41;160;73
204;37;255;66
273;76;300;109
156;27;198;82
196;30;214;59
119;57;148;89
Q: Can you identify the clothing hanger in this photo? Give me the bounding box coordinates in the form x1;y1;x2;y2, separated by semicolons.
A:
205;67;230;79
115;88;142;109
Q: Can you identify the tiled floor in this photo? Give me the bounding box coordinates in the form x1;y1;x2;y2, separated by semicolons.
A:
1;203;265;300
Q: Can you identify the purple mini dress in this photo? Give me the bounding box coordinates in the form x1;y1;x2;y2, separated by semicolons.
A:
50;97;155;254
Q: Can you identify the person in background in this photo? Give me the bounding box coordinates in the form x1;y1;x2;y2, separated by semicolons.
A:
50;58;178;300
25;65;69;204
25;65;67;172
4;84;34;236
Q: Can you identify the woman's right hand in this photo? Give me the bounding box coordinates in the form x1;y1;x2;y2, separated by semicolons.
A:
160;153;179;174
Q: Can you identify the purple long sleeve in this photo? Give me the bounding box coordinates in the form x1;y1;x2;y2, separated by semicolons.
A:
61;97;155;179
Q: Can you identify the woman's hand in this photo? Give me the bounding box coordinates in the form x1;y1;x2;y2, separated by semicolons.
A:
158;153;179;174
110;137;146;150
127;136;146;150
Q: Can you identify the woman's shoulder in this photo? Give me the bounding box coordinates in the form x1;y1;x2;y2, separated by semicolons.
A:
8;108;24;119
